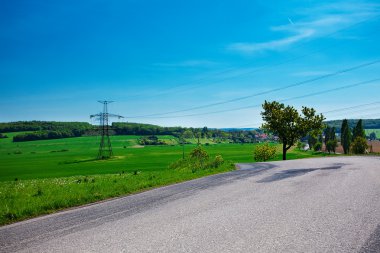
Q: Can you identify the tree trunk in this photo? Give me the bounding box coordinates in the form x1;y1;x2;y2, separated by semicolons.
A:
282;143;287;160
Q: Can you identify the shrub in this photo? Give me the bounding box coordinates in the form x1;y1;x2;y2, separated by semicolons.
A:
189;146;209;169
253;143;277;162
296;141;303;150
313;142;322;151
170;147;225;171
208;155;224;168
351;137;368;154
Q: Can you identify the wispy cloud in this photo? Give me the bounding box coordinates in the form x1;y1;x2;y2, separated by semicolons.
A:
227;1;380;55
227;29;314;54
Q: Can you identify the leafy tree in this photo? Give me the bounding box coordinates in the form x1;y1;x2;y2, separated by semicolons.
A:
253;143;277;162
261;101;325;160
182;129;194;139
324;126;336;145
352;119;365;141
313;142;322;151
308;134;318;149
201;126;209;138
341;119;352;154
369;132;377;141
318;134;323;144
351;137;368;154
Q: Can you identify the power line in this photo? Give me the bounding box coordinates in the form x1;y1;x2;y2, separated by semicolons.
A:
125;14;379;99
323;101;380;114
228;100;380;128
129;61;380;118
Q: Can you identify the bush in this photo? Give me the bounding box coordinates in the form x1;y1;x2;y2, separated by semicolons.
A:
170;147;225;171
253;143;277;162
351;137;368;154
313;142;322;151
189;146;209;169
208;155;224;168
296;141;304;150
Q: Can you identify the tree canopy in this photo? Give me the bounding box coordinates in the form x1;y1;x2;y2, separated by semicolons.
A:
261;101;325;160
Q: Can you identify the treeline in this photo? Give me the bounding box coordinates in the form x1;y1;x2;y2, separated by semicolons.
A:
0;121;93;142
2;121;268;143
13;130;81;142
112;122;184;136
112;122;265;143
325;119;380;132
112;122;230;138
0;121;92;133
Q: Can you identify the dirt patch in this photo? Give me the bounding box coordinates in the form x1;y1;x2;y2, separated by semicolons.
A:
129;145;144;149
334;140;380;153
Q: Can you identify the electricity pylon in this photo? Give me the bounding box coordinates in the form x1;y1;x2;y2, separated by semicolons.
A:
91;101;124;159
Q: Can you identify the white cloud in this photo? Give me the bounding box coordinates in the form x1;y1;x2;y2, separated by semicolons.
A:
227;29;314;54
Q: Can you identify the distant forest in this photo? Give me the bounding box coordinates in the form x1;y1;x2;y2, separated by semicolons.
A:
0;121;264;143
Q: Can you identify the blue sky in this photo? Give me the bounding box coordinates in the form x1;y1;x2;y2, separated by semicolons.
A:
1;0;379;128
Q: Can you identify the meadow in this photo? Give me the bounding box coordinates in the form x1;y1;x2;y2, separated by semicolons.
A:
0;134;331;225
365;129;380;138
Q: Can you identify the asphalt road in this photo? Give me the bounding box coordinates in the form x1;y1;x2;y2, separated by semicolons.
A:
1;156;380;253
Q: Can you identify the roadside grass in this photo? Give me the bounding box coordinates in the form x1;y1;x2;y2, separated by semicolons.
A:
0;134;335;225
0;163;235;225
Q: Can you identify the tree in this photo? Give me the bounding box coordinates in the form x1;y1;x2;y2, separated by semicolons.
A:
352;119;365;140
253;143;277;162
324;127;337;153
313;142;322;151
351;137;368;154
201;126;209;138
341;119;352;154
324;126;332;148
308;134;318;149
261;101;325;160
182;129;194;139
369;132;377;141
326;139;338;154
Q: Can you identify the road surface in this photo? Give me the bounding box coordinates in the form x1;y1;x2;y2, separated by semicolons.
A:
1;156;379;252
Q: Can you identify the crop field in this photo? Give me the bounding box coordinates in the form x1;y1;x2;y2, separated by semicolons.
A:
0;134;331;225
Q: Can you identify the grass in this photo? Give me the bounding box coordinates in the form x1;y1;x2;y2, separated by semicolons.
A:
365;129;380;137
0;134;333;225
0;164;235;225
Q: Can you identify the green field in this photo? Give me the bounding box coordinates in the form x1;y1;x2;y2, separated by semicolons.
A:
0;134;332;225
365;129;380;138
